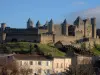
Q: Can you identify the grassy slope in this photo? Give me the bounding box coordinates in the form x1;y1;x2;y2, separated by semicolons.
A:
91;44;100;55
6;42;66;57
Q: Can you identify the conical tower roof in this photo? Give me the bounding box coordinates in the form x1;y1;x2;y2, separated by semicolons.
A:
63;19;67;24
36;20;41;27
49;19;53;24
76;16;82;22
27;18;33;23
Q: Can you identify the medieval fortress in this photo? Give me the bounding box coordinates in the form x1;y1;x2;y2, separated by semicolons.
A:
0;16;99;45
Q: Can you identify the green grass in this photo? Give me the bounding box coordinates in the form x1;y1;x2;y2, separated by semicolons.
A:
38;44;66;57
91;44;100;55
4;42;66;57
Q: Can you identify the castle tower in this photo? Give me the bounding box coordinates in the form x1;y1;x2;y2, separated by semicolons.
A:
1;23;6;43
62;19;68;36
27;18;33;28
48;19;54;34
74;16;84;27
83;19;87;37
36;20;41;28
91;18;96;38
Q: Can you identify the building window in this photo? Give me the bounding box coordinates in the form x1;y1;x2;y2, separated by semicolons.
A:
61;63;63;68
46;61;49;66
24;62;28;66
20;61;22;66
38;61;41;65
30;61;33;65
56;63;59;68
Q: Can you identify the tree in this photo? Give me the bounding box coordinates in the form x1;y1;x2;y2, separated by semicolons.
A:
0;61;19;75
81;42;86;50
19;63;32;75
65;59;96;75
0;61;32;75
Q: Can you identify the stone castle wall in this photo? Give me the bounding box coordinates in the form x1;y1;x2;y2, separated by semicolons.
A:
6;34;41;42
40;35;82;44
0;17;97;44
40;35;53;44
55;36;77;43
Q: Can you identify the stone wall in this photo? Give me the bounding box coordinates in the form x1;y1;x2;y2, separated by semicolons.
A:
6;34;41;42
40;35;80;44
54;25;62;35
40;35;53;44
38;29;48;34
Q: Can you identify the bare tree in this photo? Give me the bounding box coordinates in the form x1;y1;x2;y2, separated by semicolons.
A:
19;64;32;75
0;61;19;75
65;59;96;75
0;61;32;75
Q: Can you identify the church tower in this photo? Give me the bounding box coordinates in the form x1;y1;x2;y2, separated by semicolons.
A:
62;19;68;36
36;20;41;28
91;18;96;38
27;18;33;29
48;19;54;34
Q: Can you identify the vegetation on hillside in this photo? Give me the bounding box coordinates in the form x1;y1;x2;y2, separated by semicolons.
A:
0;41;100;56
91;43;100;55
0;42;66;57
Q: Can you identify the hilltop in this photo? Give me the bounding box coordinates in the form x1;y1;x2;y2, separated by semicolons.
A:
0;42;66;57
0;42;100;56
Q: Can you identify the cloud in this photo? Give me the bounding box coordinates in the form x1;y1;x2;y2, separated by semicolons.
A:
67;7;100;28
72;1;85;5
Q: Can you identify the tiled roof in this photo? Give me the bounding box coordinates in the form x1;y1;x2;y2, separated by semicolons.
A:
13;54;53;60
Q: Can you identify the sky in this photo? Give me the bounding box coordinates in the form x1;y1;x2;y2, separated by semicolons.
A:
0;0;100;28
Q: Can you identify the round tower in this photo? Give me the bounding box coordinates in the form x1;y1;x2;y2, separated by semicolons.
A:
48;19;54;34
83;19;87;37
62;19;68;36
91;18;96;38
1;23;6;43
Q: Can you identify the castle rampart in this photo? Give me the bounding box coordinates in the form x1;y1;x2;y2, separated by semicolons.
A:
0;17;99;44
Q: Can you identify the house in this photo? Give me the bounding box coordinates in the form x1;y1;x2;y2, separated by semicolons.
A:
13;54;53;75
13;54;72;75
0;54;72;75
52;57;71;74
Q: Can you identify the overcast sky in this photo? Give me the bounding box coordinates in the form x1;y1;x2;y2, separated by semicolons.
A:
0;0;100;28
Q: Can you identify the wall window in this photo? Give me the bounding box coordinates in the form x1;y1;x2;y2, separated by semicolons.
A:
46;61;49;66
30;61;33;65
24;62;28;66
61;63;63;68
56;63;59;68
38;61;41;65
20;61;22;66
